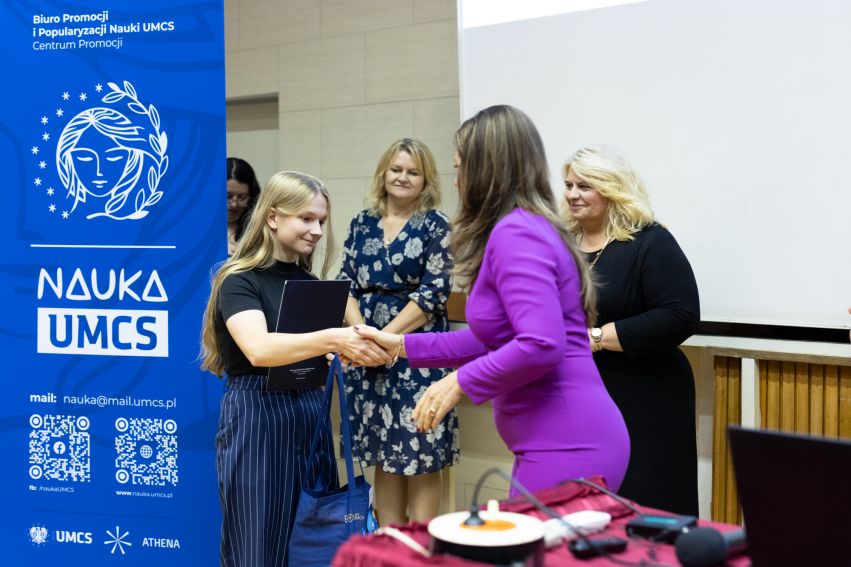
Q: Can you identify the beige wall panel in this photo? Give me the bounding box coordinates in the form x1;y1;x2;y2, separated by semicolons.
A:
279;35;366;111
365;21;458;104
321;0;414;36
456;454;513;509
279;110;321;175
229;99;279;132
415;0;457;23
239;0;320;50
414;97;461;175
225;0;238;52
320;102;414;179
458;400;512;460
437;173;459;219
226;129;279;189
279;0;322;44
323;176;370;276
226;47;280;100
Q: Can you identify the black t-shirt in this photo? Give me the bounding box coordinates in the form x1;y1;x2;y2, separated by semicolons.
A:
215;260;316;376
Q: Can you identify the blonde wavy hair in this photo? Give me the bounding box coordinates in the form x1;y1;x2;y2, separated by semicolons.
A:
451;105;597;325
366;138;441;217
200;171;334;376
562;144;654;241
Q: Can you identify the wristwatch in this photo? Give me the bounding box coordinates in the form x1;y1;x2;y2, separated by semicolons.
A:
589;327;603;352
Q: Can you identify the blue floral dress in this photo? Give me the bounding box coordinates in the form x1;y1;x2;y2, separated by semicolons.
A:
338;209;459;475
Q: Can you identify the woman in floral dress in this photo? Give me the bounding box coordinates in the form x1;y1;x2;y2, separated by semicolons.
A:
338;138;457;525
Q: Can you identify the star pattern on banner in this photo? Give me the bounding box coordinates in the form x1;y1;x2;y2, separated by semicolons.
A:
39;161;46;169
55;108;64;117
40;116;48;125
79;92;87;101
61;211;69;219
49;204;56;213
95;83;103;92
31;146;39;155
34;178;42;186
42;132;50;141
62;92;70;100
47;187;54;196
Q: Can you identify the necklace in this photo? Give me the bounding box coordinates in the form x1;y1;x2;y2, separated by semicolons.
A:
587;238;611;270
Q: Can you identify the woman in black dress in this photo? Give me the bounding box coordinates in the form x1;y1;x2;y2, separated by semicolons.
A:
562;145;700;515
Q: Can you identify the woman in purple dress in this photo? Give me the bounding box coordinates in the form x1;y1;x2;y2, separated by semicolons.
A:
355;106;630;495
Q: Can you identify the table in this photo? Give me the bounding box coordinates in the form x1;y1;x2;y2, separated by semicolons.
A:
333;476;750;566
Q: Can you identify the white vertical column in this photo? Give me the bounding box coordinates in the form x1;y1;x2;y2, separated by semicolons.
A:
740;357;760;429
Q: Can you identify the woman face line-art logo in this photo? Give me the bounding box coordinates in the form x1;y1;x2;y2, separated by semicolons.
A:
69;130;132;198
57;107;149;208
34;80;169;221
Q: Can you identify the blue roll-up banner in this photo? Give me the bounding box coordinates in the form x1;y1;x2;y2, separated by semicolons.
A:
0;1;225;564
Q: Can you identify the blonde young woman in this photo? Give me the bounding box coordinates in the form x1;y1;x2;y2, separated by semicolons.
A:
355;107;629;496
338;138;455;525
563;145;700;515
200;171;391;567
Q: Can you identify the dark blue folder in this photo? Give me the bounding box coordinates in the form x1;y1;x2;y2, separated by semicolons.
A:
266;279;351;391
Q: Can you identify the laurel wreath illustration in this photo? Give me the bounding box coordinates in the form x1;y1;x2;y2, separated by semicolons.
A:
93;80;168;220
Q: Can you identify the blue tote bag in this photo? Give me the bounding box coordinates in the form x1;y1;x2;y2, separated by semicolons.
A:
288;355;377;566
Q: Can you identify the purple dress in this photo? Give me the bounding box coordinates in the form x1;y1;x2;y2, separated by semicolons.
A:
405;209;630;495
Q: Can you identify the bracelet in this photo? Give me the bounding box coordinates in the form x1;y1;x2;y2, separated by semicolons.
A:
391;335;404;365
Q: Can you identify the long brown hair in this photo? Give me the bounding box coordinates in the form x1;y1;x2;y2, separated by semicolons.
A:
451;105;597;324
200;171;334;376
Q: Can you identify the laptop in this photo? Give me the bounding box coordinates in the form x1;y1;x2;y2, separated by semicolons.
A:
728;425;851;566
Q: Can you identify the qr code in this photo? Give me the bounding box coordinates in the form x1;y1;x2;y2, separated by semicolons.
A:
28;414;91;482
114;417;178;486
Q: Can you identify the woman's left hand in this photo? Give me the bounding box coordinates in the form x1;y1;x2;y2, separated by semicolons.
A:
412;371;465;432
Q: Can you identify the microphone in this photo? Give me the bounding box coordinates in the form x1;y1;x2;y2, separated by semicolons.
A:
675;527;746;567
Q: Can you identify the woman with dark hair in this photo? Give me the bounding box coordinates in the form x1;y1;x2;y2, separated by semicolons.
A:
355;106;630;495
227;157;262;256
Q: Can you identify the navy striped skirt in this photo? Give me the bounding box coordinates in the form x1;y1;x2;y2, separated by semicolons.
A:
216;375;337;567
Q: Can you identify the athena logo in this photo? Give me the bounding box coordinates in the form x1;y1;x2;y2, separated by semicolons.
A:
32;80;169;221
29;525;49;546
104;525;132;555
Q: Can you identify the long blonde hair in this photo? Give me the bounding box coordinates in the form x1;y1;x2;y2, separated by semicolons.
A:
562;145;654;241
451;105;597;324
366;138;441;216
200;171;334;376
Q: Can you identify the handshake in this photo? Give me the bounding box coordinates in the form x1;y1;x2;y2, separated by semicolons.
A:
327;325;465;433
328;325;403;369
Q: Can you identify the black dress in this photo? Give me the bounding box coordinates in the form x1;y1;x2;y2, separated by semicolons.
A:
588;223;700;515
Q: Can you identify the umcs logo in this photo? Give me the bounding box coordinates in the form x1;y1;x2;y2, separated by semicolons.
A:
56;530;94;544
36;267;168;357
30;525;48;546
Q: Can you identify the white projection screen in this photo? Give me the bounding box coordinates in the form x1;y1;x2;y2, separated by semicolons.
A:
459;0;851;330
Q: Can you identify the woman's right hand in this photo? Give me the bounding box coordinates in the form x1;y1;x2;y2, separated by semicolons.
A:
335;326;393;367
352;325;402;353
